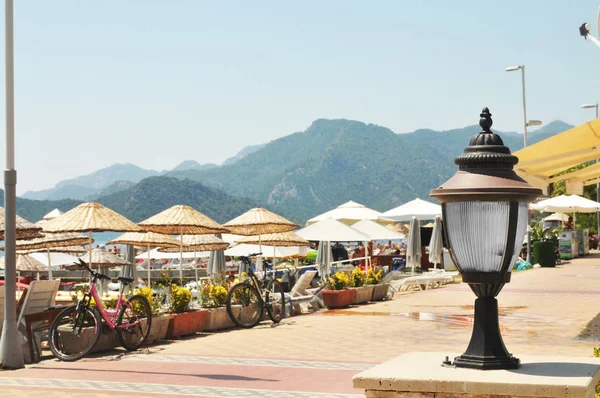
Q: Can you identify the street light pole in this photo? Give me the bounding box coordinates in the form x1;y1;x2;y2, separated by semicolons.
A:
0;0;24;369
582;103;600;236
0;0;23;369
506;64;536;264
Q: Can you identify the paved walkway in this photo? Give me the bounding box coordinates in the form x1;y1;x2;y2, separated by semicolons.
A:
3;253;600;397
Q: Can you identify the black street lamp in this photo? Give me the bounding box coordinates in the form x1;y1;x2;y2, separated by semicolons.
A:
430;107;542;370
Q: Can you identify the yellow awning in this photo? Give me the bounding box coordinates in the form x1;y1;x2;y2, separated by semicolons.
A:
514;118;600;193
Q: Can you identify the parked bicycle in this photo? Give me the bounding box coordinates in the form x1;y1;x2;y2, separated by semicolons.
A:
226;253;284;328
49;259;152;361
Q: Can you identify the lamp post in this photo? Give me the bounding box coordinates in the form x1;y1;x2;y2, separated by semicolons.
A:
431;108;542;370
505;65;542;266
0;0;24;369
582;103;600;235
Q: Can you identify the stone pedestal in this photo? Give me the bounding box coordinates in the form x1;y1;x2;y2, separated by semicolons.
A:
353;352;600;398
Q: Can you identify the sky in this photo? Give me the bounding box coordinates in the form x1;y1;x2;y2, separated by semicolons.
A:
0;0;599;194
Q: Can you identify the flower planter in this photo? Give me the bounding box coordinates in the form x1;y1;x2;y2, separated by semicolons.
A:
352;285;375;304
322;289;356;309
146;314;171;343
166;310;208;339
54;324;118;355
371;283;390;301
203;306;239;331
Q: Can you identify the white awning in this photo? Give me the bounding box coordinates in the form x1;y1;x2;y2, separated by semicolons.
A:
224;244;308;258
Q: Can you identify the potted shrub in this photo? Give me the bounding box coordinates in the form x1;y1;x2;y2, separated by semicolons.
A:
166;284;208;338
134;286;171;343
200;279;239;331
368;268;389;301
351;268;374;304
322;272;355;309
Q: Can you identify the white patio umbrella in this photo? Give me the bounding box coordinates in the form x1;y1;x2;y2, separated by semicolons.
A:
428;216;443;269
530;194;600;213
306;200;392;226
351;219;405;240
380;198;442;222
406;216;422;275
316;241;333;279
543;213;569;222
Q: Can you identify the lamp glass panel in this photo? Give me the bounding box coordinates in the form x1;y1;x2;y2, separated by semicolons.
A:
445;201;526;273
508;202;529;271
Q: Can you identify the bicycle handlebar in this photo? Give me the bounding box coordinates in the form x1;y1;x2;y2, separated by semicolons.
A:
76;259;111;281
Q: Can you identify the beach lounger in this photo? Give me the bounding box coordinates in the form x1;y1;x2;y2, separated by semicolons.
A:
285;270;323;315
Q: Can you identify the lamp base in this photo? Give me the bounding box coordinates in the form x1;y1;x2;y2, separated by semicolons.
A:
452;296;520;370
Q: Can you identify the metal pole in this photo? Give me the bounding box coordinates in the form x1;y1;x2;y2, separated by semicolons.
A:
521;65;533;264
0;0;24;369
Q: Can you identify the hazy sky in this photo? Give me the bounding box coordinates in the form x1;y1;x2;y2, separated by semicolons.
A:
0;1;599;194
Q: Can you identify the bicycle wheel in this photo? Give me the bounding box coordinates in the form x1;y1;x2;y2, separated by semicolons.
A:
226;282;263;328
49;304;102;362
116;294;152;351
266;279;285;323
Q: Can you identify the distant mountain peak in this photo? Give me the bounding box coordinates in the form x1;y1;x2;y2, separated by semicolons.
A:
222;143;266;166
172;160;217;172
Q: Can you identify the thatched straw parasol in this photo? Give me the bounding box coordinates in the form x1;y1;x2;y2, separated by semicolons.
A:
223;208;299;236
0;207;43;240
223;208;299;271
157;234;230;253
138;205;228;281
106;231;181;285
0;254;49;290
236;231;310;268
12;232;91;280
41;202;142;271
79;248;133;269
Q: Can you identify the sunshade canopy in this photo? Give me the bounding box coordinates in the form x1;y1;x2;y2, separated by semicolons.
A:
235;231;310;247
306;200;391;226
380;198;442;222
138;205;227;235
42;202;142;233
514;118;600;193
225;243;308;258
0;254;48;272
0;207;43;240
530;194;600;213
157;234;230;252
42;208;63;220
106;231;181;248
296;218;369;242
351;219;405;240
14;232;90;252
27;252;80;267
19;245;87;254
136;248;211;260
543;213;570;222
223;208;299;235
80;248;133;268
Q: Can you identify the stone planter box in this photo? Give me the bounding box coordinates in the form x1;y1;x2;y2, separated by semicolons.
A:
203;306;239;331
147;314;171;343
322;289;356;309
166;309;208;339
55;324;118;355
352;285;375;304
371;283;390;301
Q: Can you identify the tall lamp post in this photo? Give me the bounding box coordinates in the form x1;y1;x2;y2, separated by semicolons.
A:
0;0;24;369
431;108;542;369
505;65;542;265
582;103;600;235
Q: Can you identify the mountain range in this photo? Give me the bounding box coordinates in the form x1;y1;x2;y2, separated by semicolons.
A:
17;118;573;224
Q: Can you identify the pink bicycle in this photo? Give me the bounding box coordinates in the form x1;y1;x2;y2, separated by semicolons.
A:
49;259;152;361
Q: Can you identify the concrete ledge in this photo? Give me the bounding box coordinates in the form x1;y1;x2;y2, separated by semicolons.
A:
353;352;600;397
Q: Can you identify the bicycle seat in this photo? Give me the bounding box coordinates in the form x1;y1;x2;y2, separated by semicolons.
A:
117;276;134;285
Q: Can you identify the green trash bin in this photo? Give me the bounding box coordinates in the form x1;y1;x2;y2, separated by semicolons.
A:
533;240;556;267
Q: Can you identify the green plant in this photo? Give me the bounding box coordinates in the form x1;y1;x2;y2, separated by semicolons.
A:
169;284;192;313
350;268;366;287
328;271;350;290
366;268;383;285
199;280;228;308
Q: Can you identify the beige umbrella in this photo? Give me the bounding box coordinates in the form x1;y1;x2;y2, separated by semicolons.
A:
139;205;228;281
0;254;49;290
80;248;133;269
12;232;90;280
224;208;299;271
41;202;142;271
236;231;310;268
106;231;181;285
157;234;230;285
0;207;43;240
